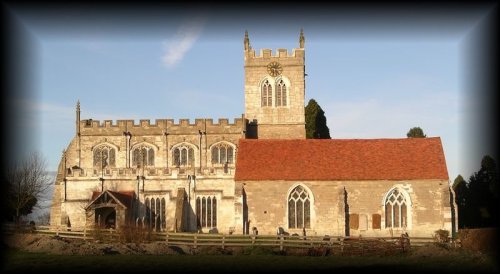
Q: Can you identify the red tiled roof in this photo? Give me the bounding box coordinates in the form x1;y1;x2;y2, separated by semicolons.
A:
91;191;101;201
109;191;135;208
235;138;449;181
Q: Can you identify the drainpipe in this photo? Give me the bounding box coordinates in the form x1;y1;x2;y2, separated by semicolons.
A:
63;149;67;201
198;130;206;173
123;131;131;168
164;131;169;169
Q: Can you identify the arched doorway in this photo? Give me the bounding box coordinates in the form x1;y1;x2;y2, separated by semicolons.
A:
95;207;116;228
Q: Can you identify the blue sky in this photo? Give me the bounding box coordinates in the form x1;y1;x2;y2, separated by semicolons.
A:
7;4;497;183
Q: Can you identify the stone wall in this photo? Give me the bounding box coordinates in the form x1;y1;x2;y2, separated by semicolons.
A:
243;179;452;237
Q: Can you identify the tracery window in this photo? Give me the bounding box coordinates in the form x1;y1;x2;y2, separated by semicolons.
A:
288;185;311;229
172;145;195;166
132;145;155;167
261;80;272;107
93;145;116;167
384;188;409;228
211;143;234;165
145;197;166;231
196;196;217;228
275;79;287;106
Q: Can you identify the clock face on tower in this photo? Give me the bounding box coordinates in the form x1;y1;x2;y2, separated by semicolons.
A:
267;61;283;77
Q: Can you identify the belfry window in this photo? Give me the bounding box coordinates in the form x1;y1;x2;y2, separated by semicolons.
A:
211;143;234;165
132;145;155;167
196;196;217;228
93;145;116;168
261;80;272;107
276;79;287;106
288;185;311;229
384;188;409;228
173;145;195;167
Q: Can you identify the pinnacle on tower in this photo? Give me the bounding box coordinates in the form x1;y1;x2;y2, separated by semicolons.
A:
244;30;250;51
76;100;81;136
299;29;305;48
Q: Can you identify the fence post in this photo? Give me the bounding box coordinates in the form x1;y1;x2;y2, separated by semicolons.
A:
84;227;87;241
166;232;169;246
194;234;197;249
340;238;344;254
56;226;59;236
280;236;284;251
222;235;225;249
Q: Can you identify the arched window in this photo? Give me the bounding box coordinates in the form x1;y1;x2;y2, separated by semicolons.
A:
261;79;272;107
384;188;409;228
196;196;217;228
275;79;287;106
93;145;116;167
145;197;166;231
288;185;311;229
211;143;235;165
132;145;155;167
172;145;195;167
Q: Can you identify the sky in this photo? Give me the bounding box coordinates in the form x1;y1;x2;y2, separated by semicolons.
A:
5;3;498;184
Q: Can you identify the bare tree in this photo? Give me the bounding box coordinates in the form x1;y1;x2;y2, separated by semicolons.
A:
6;152;52;223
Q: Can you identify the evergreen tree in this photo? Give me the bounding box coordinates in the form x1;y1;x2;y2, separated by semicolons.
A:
406;127;427;138
453;174;470;228
305;99;331;139
467;155;498;228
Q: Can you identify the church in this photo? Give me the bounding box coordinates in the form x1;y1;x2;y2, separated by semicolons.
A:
50;31;456;237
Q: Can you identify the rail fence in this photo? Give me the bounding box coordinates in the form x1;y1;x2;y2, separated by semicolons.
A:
3;224;442;252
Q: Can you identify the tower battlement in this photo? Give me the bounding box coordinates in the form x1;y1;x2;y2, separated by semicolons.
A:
245;48;305;60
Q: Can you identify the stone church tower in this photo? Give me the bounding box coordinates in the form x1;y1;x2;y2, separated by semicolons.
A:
244;30;306;139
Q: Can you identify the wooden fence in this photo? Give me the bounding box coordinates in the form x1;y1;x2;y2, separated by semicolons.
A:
3;224;441;252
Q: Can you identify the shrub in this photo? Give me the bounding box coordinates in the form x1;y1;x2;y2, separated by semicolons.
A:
242;246;274;255
118;225;152;244
434;229;450;243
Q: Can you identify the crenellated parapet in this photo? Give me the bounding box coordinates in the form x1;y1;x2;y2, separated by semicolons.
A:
245;48;304;59
79;117;246;136
244;48;304;67
244;30;304;66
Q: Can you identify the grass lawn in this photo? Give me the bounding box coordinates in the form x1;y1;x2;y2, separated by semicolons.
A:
1;249;497;273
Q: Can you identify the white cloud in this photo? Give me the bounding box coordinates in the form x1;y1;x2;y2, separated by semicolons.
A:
162;18;206;67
